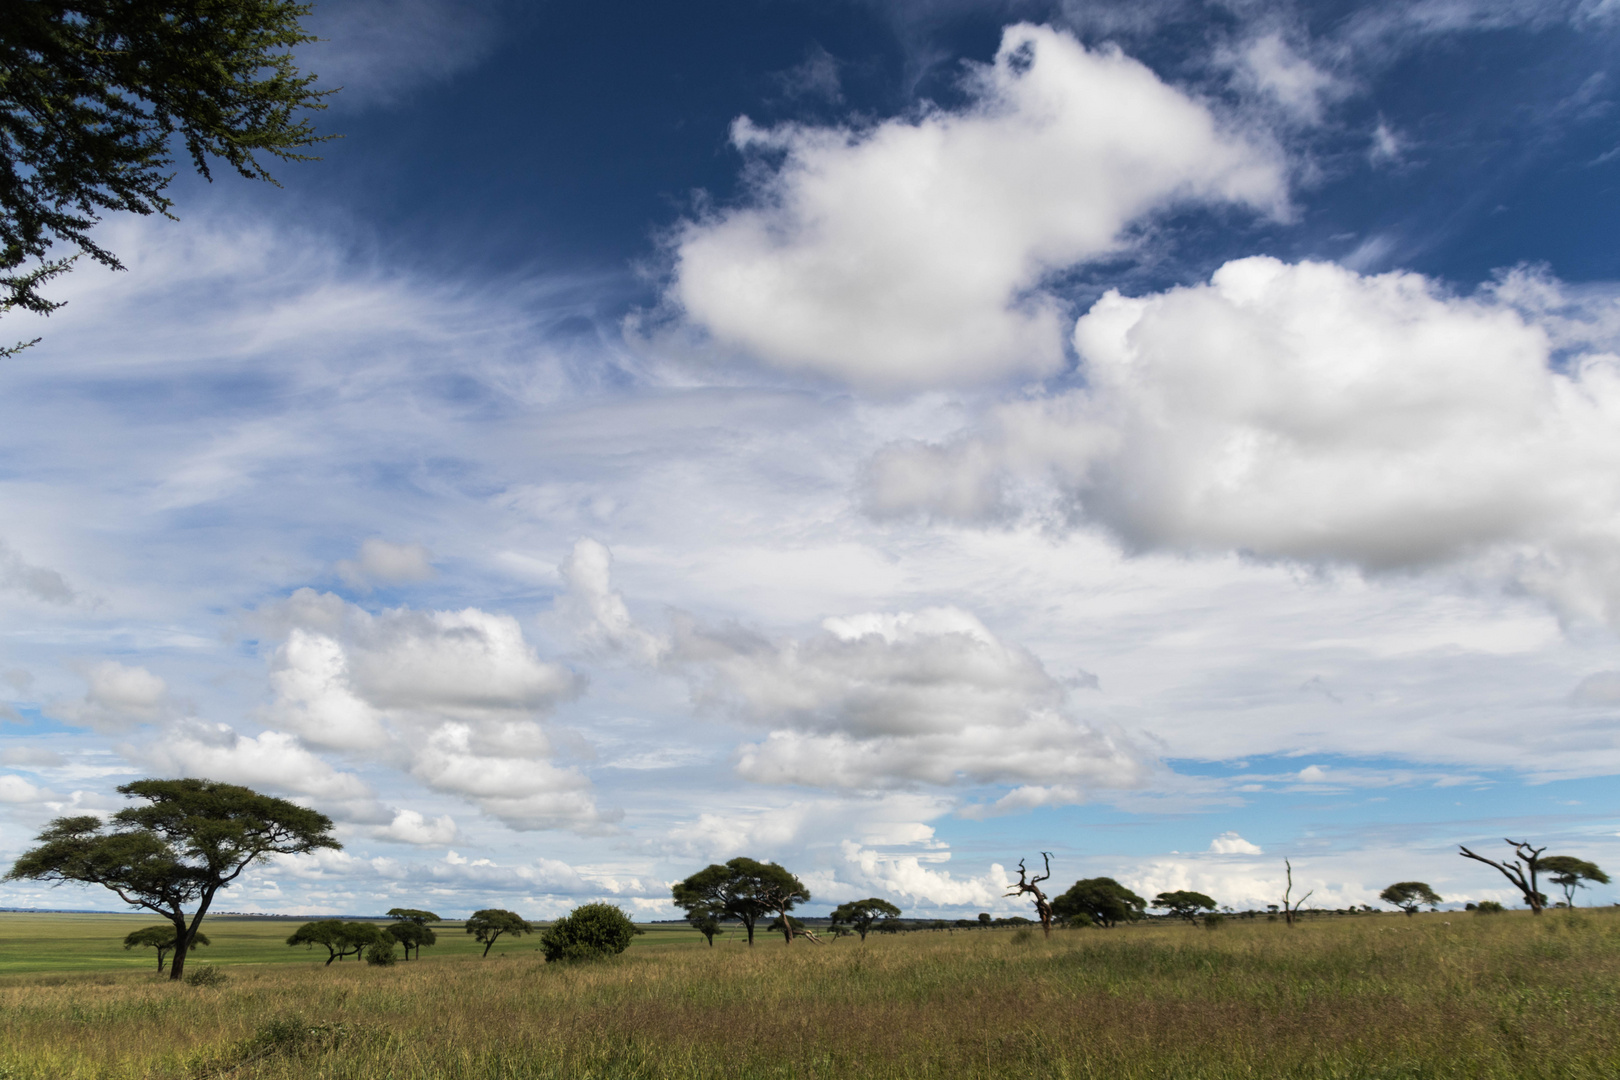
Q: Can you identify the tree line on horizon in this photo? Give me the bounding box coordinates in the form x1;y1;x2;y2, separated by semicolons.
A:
6;780;1615;979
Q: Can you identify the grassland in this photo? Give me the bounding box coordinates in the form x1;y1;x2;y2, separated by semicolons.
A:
2;909;1618;1079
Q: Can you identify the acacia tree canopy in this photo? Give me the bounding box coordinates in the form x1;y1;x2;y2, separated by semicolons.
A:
1151;890;1218;921
0;0;333;352
7;778;339;979
672;858;780;947
1539;857;1610;907
466;908;531;957
286;920;384;965
123;924;208;972
1380;881;1443;915
829;898;901;941
1052;878;1146;928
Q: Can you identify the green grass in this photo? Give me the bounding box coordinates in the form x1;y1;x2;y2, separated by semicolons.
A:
2;910;1618;1078
0;913;707;975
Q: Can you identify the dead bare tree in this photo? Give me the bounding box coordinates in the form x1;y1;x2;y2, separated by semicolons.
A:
1459;839;1548;915
1282;859;1313;926
1006;852;1056;938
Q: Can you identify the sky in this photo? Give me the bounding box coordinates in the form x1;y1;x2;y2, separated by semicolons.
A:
3;0;1620;920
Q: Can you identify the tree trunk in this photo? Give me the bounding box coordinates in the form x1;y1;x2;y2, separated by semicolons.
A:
168;915;190;981
743;917;755;945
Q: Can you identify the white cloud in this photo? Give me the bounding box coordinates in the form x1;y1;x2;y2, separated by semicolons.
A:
1225;33;1343;125
1210;831;1263;855
667;22;1286;391
370;808;459;846
336;538;437;588
557;538;666;663
267;629;391;750
410;721;614;832
1570;670;1620;705
0;774;52;804
839;840;1010;908
136;724;374;802
50;661;175;733
870;257;1620;625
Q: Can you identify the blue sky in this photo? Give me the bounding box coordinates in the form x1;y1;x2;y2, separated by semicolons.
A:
3;0;1620;919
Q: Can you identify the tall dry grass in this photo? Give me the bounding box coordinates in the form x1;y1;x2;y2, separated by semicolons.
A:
2;910;1617;1079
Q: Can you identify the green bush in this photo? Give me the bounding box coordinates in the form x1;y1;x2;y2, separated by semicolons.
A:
540;903;637;963
1203;913;1226;930
364;940;397;966
184;965;227;987
1474;900;1505;914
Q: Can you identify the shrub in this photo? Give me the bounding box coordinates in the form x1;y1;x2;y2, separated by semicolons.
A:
364;940;396;966
540;903;637;963
1474;900;1505;914
1203;913;1226;930
184;965;227;987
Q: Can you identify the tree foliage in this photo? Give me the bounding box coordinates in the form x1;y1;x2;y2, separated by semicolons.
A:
465;908;531;957
539;903;638;962
683;905;725;946
1151;890;1218;921
673;857;808;946
0;0;334;350
286;920;385;965
123;924;208;971
829;898;901;941
1539;856;1610;907
384;908;439;959
6;778;339;979
1052;877;1146;928
1380;881;1442;915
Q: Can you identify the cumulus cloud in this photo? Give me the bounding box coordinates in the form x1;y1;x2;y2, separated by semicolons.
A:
370;808;459;846
336;538;437;588
1210;831;1263;855
0;774;53;804
666;22;1286;391
136;723;374;802
258;590;604;832
557;538;666;663
50;660;176;733
870;257;1620;625
839;840;1010;908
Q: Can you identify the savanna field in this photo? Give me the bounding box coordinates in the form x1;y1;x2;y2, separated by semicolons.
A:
1;909;1617;1079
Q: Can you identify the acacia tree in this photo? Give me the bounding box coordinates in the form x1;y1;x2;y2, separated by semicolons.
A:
1539;857;1611;907
123;925;208;972
1379;882;1442;916
1459;839;1548;914
1005;853;1057;937
1052;877;1145;928
672;858;783;946
684;905;725;946
830;898;901;941
1;0;334;353
286;919;384;965
466;909;531;957
385;909;440;960
6;778;339;980
1152;890;1218;922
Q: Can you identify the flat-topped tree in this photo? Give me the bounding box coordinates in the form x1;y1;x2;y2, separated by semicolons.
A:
466;909;531;956
672;859;778;946
123;925;208;972
386;908;441;960
684;905;725;946
1053;877;1145;928
1460;840;1549;914
1380;882;1442;916
830;898;901;941
1152;890;1218;922
1539;857;1610;907
6;778;339;980
287;920;385;965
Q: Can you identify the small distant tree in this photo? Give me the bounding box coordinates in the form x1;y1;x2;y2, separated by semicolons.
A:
1459;839;1548;915
385;908;439;960
286;920;384;965
1539;857;1611;907
1379;882;1442;916
829;898;901;941
1005;853;1057;937
539;903;637;962
977;912;991;926
684;905;725;946
1152;890;1218;922
1281;859;1313;926
6;778;340;980
123;925;208;972
1052;877;1145;928
466;909;531;957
